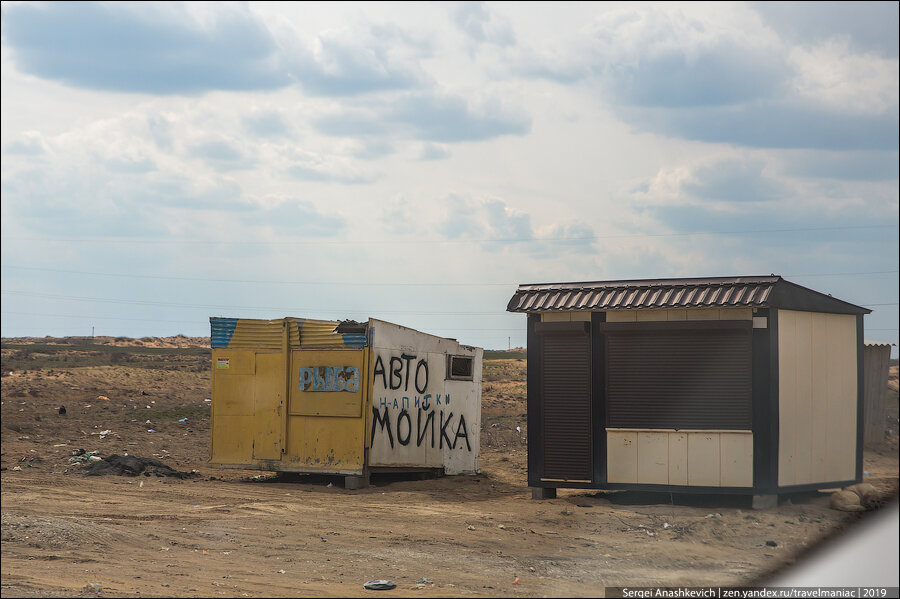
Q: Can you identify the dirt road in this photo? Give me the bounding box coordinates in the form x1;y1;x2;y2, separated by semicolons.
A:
2;337;897;597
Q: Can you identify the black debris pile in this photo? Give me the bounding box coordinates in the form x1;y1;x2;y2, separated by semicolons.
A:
83;454;196;479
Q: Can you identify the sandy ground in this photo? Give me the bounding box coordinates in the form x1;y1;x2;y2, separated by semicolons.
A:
2;337;897;597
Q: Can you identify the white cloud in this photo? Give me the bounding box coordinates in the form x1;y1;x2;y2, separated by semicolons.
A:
789;40;899;115
0;2;896;349
452;2;516;48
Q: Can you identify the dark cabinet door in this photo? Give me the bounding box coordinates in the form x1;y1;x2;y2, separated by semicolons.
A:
539;324;592;481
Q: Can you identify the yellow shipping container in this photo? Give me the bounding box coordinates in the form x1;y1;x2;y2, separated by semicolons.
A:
209;317;482;489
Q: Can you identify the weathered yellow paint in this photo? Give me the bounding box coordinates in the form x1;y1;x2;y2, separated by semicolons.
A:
283;415;365;473
606;429;753;487
297;318;347;347
253;352;283;460
210;348;255;465
290;349;365;418
210;345;368;475
212;349;255;376
227;319;287;349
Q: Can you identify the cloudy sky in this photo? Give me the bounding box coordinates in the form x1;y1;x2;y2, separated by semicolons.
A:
1;1;897;350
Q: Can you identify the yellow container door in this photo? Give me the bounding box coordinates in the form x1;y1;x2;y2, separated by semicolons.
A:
284;348;367;474
211;349;284;465
252;351;284;461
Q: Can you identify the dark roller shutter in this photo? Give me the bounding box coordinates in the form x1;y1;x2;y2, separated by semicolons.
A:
606;327;751;429
539;325;592;480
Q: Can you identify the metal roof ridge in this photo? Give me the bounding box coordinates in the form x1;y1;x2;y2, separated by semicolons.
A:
515;275;782;291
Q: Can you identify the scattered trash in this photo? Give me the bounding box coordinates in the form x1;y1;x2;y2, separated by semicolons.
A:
98;395;110;401
146;420;152;424
178;418;189;423
250;474;277;482
326;482;333;488
415;578;432;584
514;577;520;585
363;580;396;591
83;454;198;479
516;426;521;433
147;429;156;433
864;471;872;477
71;448;86;457
203;549;209;555
12;466;22;471
58;406;66;415
91;430;112;439
766;540;778;547
663;522;671;529
277;569;286;574
467;525;476;530
139;481;144;488
69;451;100;464
704;513;723;519
498;524;506;530
576;503;592;508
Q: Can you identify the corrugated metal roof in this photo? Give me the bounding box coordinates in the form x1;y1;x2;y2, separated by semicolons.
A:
210;317;367;349
507;276;871;314
508;276;777;312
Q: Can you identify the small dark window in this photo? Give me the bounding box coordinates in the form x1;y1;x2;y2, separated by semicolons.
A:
446;355;473;380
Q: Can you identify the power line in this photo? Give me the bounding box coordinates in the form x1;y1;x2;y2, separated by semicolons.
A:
0;310;524;331
2;289;895;314
2;223;896;246
0;265;514;287
2;264;897;288
0;311;198;325
0;290;509;315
